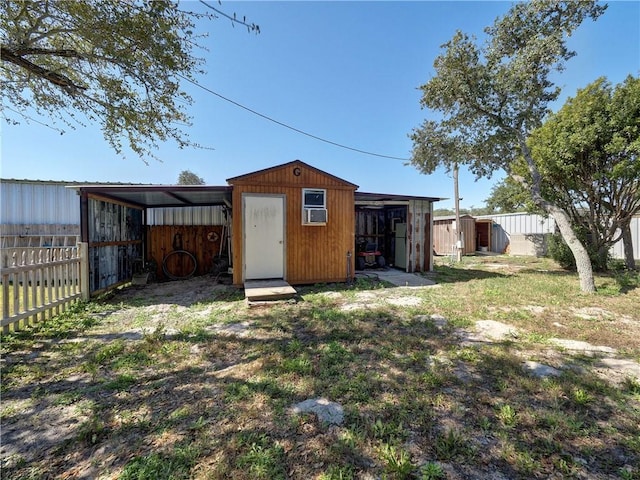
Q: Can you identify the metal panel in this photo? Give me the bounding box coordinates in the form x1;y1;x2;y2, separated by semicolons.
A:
475;213;639;260
1;180;80;225
146;206;226;226
87;198;143;293
609;216;640;260
474;213;556;254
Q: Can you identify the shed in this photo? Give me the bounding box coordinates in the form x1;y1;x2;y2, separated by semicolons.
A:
433;215;476;255
354;193;437;273
475;219;493;252
67;160;442;295
227;160;357;285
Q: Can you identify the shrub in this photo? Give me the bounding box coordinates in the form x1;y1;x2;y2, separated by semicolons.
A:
546;230;611;272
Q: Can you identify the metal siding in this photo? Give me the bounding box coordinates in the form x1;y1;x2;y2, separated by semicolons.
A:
475;213;556;253
609;216;640;260
1;181;79;225
146;206;225;225
87;198;143;293
475;213;638;259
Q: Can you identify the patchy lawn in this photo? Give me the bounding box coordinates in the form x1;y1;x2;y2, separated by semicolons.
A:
1;256;639;480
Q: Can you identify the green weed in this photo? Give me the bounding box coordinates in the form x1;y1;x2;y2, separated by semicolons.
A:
497;404;517;428
236;433;286;480
120;444;199;480
378;443;413;478
434;429;471;460
419;461;446;480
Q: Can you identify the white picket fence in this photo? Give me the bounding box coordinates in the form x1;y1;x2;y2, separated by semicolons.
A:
1;243;89;333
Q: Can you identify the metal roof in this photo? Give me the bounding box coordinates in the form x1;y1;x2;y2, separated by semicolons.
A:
70;185;232;209
355;192;445;203
69;185;443;210
433;214;476;221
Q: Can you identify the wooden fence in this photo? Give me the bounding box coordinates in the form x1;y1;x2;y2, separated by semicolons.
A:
1;243;89;333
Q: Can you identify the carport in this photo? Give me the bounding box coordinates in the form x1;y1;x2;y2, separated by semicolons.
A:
73;184;232;295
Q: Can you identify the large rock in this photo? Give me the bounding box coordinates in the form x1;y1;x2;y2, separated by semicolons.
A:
291;397;344;425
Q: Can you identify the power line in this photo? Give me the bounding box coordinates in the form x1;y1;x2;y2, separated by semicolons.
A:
177;74;410;161
3;105;65;134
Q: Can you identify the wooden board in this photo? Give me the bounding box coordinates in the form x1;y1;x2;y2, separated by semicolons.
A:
244;279;297;301
146;225;224;280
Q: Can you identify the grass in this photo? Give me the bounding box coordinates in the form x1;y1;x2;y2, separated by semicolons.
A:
1;259;639;479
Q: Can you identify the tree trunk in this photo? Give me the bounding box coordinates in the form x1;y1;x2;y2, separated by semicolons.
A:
621;221;636;270
517;138;596;293
547;204;597;292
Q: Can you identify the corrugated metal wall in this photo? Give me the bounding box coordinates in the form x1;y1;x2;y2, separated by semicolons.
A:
475;213;639;259
1;180;227;227
1;180;80;225
146;206;226;226
610;216;640;260
475;213;556;254
88;198;143;293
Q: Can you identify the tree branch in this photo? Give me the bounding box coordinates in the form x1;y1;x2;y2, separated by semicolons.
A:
1;45;86;94
13;47;83;58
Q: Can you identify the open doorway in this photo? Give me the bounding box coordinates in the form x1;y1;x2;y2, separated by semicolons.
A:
355;206;408;271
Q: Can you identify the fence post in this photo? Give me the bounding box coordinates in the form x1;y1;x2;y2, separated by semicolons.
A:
79;242;90;301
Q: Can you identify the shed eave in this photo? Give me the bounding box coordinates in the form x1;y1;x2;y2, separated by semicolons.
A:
69;185;233;208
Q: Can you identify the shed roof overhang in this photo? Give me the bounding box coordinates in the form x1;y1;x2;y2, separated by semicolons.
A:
355;191;445;206
70;185;233;209
69;185;443;209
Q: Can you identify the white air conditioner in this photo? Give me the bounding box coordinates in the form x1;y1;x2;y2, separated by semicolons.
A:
304;208;327;224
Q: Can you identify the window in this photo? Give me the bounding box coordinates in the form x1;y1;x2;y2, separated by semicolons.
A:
302;188;327;225
303;189;326;208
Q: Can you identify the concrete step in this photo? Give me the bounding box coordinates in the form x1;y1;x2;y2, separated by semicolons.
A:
244;279;297;302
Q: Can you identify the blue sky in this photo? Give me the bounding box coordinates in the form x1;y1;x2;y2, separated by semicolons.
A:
2;1;639;210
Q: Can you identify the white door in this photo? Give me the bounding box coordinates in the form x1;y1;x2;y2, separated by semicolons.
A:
243;195;285;280
395;223;407;270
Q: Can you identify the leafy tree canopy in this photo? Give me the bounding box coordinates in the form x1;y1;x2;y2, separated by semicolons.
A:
484;176;538;214
177;170;205;185
529;75;640;269
1;0;258;162
433;206;491;217
409;0;606;292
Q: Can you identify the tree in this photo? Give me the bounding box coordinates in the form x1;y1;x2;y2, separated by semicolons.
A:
409;0;606;292
484;177;534;214
177;170;205;185
1;1;258;162
529;76;640;270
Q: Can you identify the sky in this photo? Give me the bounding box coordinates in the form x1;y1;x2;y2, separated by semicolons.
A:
1;1;639;210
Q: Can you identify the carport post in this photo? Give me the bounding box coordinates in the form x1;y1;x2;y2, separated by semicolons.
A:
79;242;90;301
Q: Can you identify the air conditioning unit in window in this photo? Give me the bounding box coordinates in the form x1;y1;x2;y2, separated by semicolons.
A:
304;208;327;224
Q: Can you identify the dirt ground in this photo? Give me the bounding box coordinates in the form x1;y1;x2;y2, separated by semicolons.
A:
2;268;639;479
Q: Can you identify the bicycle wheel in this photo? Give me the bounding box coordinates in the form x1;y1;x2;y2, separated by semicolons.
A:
162;250;197;280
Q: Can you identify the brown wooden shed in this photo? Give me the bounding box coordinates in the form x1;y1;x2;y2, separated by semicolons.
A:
227;160;357;286
432;215;476;256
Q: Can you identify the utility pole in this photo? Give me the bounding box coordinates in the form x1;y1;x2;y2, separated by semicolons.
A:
453;163;462;262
